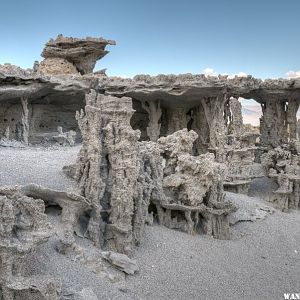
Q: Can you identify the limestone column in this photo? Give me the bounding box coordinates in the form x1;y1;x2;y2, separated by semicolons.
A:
286;98;299;140
260;99;287;147
201;94;227;162
76;91;140;254
103;98;140;255
76;93;105;247
191;104;210;154
20;96;30;145
166;107;187;134
228;97;244;138
141;100;162;141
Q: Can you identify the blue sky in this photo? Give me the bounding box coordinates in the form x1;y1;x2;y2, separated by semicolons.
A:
0;0;299;78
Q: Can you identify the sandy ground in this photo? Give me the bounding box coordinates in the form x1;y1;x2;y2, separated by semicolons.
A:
0;146;299;300
0;145;79;190
126;210;300;300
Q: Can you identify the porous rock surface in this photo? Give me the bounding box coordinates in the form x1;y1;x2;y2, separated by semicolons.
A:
40;34;116;75
261;142;300;211
0;34;299;298
74;91;237;257
0;186;60;299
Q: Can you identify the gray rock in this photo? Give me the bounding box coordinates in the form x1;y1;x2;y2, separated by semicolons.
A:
102;251;139;275
40;34;116;75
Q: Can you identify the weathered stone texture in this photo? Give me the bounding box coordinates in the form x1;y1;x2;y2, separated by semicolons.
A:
38;57;79;75
261;143;300;211
0;187;58;299
40;34;116;75
152;129;236;239
1;34;300;295
75;91;140;254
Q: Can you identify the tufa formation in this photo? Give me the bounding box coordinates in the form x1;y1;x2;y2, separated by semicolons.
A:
0;34;299;299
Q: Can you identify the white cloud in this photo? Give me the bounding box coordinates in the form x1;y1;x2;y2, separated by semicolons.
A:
237;72;248;77
228;72;248;79
286;70;300;79
202;68;248;78
203;68;218;77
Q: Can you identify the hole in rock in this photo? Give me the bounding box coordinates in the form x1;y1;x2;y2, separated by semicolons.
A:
148;200;158;222
170;210;185;222
44;204;63;227
130;99;149;141
240;97;262;133
78;210;91;236
186;109;194;131
45;204;62;217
